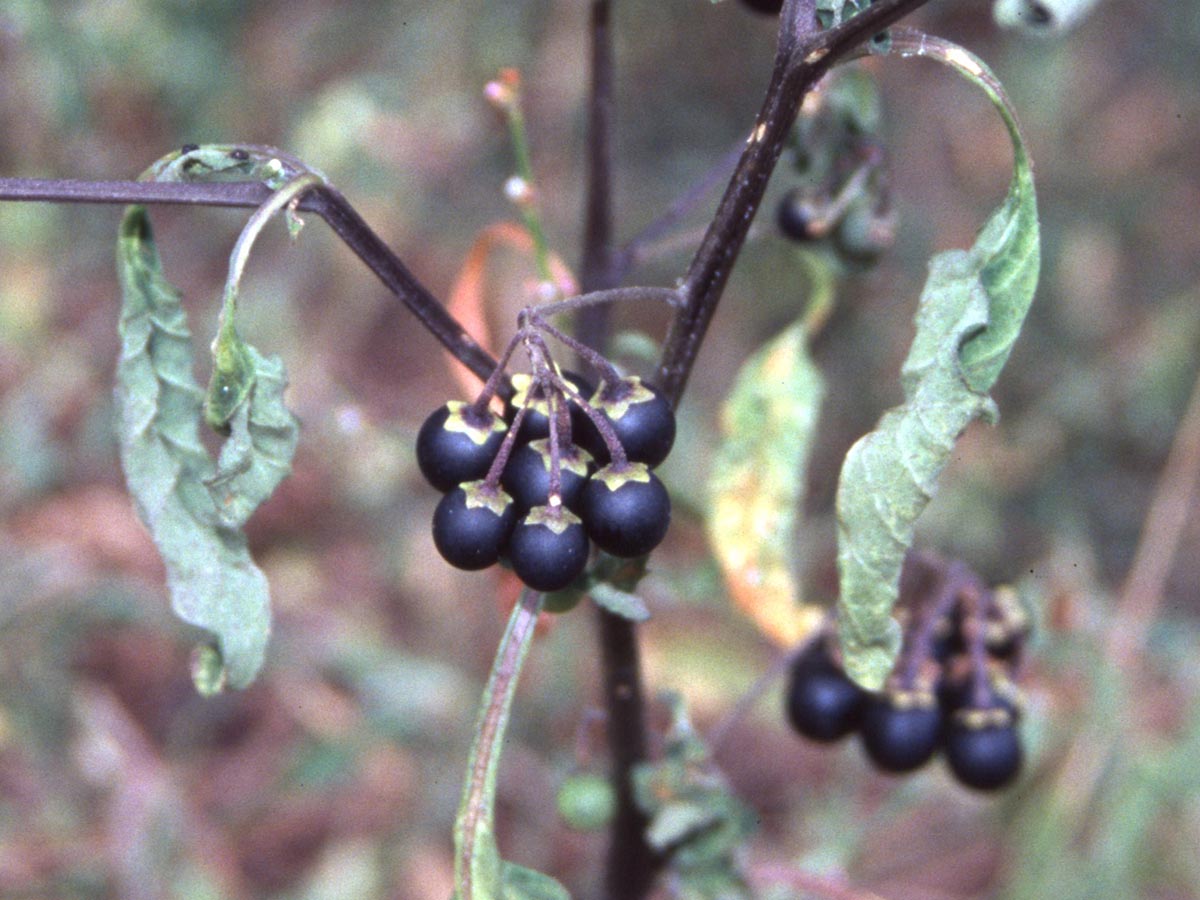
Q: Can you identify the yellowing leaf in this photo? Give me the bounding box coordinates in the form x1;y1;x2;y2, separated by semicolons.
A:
706;321;825;646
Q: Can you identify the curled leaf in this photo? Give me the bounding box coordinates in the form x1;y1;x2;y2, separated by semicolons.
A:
834;36;1040;690
707;321;826;647
116;207;294;690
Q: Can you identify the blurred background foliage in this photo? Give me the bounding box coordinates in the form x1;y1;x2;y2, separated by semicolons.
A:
1;1;1199;898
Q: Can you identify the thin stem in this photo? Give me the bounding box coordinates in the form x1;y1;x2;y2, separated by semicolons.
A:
656;0;938;405
614;139;744;279
1107;357;1200;667
0;176;506;393
454;588;545;900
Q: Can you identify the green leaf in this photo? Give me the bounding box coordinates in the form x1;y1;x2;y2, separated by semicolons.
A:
706;320;825;647
589;582;650;622
115;206;297;690
500;863;571;900
834;36;1040;689
993;0;1101;36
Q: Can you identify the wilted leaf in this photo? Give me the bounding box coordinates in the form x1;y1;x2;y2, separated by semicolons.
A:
707;321;825;647
834;36;1040;689
115;201;298;691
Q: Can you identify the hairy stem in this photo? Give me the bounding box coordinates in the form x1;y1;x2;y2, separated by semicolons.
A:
454;588;544;900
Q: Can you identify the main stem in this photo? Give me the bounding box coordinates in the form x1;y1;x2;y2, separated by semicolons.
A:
575;4;661;900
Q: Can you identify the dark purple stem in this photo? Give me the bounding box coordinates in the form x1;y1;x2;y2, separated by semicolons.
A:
0;177;506;394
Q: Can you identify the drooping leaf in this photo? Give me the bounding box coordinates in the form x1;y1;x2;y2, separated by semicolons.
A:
835;36;1040;689
993;0;1101;36
707;320;826;647
115;202;298;691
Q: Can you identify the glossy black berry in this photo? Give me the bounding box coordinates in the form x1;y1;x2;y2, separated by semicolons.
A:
579;464;670;558
416;402;507;493
860;689;943;774
588;378;676;468
432;481;517;571
507;506;590;592
738;0;783;13
943;711;1022;791
501;439;592;514
777;188;822;242
785;639;868;743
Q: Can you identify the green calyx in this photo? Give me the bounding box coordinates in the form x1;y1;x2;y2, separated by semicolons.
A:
528;438;591;477
524;505;582;533
593;462;652;492
446;400;506;446
461;481;513;516
594;375;654;421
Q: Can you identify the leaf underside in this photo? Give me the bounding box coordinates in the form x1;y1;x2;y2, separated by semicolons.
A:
834;44;1041;690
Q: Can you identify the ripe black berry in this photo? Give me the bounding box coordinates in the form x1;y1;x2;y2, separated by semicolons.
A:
738;0;783;14
416;402;507;493
785;639;868;743
943;709;1022;791
860;689;943;774
579;464;670;558
431;481;517;571
777;188;822;242
501;439;592;514
587;378;676;468
507;506;590;592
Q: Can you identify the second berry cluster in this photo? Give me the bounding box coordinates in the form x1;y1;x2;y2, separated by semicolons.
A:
785;552;1031;791
417;369;675;595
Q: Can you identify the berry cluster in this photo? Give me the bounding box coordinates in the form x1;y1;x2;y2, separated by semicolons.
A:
785;552;1030;791
417;311;675;595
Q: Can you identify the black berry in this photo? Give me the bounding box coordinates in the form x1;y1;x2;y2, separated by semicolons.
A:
579;464;670;558
431;481;517;571
777;188;822;242
416;402;507;493
860;689;943;774
785;639;868;743
507;506;590;592
782;643;868;748
943;710;1022;791
588;378;676;468
501;439;592;514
